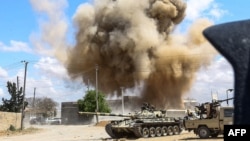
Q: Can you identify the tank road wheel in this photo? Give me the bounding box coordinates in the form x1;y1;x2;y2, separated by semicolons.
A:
149;127;156;137
167;126;174;136
173;125;180;135
198;126;210;139
161;126;168;136
155;127;162;137
142;127;150;138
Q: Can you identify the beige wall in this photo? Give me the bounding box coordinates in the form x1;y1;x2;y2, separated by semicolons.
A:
0;112;21;131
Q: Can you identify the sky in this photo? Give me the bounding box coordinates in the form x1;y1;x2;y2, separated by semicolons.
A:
0;0;249;108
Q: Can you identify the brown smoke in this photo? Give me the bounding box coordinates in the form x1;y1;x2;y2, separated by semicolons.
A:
66;0;217;109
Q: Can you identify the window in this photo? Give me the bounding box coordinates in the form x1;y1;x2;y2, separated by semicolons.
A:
224;109;234;117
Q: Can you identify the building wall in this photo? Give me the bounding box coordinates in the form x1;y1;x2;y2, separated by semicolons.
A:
183;99;199;110
61;97;195;124
61;102;93;125
0;112;21;131
107;96;142;114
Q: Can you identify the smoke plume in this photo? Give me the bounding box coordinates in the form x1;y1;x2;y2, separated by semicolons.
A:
66;0;216;109
30;0;68;63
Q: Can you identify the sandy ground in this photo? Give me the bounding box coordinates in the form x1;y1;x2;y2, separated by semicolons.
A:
0;122;224;141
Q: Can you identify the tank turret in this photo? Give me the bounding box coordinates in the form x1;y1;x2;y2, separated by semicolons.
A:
78;103;184;139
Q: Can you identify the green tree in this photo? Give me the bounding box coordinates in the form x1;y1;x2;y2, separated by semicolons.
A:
0;81;27;112
78;90;111;113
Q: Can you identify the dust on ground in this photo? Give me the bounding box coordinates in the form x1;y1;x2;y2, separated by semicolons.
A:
95;120;110;127
0;122;224;141
0;127;42;137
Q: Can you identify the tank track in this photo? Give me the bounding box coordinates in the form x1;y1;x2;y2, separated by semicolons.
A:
105;123;125;139
105;123;117;138
106;123;182;139
133;123;182;138
133;124;143;138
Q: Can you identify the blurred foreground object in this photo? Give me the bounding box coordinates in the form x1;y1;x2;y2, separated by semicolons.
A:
203;19;250;124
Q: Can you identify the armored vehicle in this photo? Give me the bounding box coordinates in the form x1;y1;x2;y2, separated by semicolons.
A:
183;98;234;138
79;103;184;138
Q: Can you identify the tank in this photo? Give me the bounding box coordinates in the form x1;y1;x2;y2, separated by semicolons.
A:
78;103;184;139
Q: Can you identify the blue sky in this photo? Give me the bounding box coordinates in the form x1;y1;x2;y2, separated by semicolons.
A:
0;0;248;107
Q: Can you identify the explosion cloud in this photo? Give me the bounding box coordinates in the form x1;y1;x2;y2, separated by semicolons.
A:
66;0;217;109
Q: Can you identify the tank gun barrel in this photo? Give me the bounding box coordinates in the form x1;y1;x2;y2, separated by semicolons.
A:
78;112;132;117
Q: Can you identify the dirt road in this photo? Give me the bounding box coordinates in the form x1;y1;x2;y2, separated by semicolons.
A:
0;124;224;141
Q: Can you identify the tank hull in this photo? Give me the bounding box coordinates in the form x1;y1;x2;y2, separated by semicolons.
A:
105;118;183;138
79;103;184;138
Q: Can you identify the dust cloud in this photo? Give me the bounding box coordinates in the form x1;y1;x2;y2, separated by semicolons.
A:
30;0;68;63
30;0;217;109
66;0;217;109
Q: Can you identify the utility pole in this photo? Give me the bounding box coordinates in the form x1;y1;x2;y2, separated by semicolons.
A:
16;76;20;112
17;76;19;90
226;89;233;106
95;64;99;123
33;87;36;117
121;87;124;114
87;78;90;91
21;61;28;130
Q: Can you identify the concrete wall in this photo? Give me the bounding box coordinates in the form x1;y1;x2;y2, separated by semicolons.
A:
0;112;21;131
61;102;93;125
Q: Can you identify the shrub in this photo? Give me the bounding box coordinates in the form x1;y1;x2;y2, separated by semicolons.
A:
9;124;16;131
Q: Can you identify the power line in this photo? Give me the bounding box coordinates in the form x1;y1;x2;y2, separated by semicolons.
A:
1;62;23;69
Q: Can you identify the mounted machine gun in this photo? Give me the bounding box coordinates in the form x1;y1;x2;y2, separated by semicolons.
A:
184;97;234;138
195;97;234;119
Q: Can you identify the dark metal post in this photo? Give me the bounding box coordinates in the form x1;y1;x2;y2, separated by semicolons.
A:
226;89;233;106
121;87;124;114
33;87;36;117
95;64;99;123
